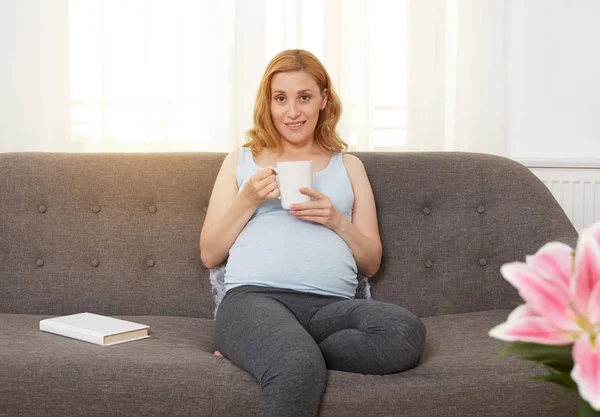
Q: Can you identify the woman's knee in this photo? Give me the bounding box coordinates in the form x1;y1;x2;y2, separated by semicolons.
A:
358;302;426;373
394;305;426;339
263;348;328;386
383;305;426;370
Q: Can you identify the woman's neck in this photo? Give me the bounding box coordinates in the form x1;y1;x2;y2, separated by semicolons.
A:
277;140;324;158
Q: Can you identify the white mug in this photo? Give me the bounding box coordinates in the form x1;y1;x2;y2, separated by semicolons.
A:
268;161;313;209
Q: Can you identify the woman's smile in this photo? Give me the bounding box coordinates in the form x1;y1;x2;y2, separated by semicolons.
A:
285;121;306;131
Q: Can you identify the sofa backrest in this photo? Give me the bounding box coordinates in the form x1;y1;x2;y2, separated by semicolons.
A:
356;152;577;317
0;152;577;318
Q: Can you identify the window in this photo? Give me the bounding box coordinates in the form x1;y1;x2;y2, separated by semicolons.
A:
69;0;213;152
69;0;408;152
265;0;408;151
366;0;408;150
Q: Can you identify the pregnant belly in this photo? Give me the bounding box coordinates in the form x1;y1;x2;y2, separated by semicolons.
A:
225;215;357;290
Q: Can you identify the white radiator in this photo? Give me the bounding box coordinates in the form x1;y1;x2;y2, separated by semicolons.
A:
524;163;600;233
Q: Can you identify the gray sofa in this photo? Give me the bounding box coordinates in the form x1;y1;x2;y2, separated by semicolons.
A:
0;151;579;416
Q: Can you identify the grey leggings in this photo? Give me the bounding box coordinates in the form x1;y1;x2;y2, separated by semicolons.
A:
214;285;426;417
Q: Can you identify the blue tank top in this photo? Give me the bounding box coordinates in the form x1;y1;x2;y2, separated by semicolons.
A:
224;147;358;298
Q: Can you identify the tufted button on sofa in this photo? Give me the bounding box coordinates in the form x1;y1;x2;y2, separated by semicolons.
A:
0;151;578;417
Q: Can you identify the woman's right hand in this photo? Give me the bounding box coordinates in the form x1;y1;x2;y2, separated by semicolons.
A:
238;167;280;207
201;152;277;268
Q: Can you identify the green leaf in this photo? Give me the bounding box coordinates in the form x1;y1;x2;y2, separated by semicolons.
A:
500;342;574;373
575;397;600;417
532;373;577;390
497;342;600;416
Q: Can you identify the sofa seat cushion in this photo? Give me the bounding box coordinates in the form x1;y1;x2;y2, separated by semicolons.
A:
0;310;576;417
211;310;577;417
0;314;219;417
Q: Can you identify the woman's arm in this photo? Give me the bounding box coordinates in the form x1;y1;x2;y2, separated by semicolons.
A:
200;150;250;268
335;154;382;277
291;154;382;277
200;150;280;269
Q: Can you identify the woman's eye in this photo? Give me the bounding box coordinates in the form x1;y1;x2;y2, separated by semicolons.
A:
300;95;310;101
275;96;285;102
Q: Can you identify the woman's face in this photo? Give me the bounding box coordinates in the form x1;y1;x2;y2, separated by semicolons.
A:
270;71;327;146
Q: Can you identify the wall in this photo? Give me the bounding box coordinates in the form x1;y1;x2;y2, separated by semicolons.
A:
0;1;44;152
506;0;600;162
1;0;599;159
0;0;69;153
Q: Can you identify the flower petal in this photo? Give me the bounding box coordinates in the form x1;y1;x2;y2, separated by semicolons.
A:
526;242;574;288
501;262;577;331
488;316;574;345
504;303;542;322
572;229;600;314
571;335;600;411
587;282;600;325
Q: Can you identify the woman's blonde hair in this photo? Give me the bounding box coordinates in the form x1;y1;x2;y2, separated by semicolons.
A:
244;49;347;156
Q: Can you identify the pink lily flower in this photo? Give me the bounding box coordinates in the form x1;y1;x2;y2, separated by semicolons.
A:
489;221;600;410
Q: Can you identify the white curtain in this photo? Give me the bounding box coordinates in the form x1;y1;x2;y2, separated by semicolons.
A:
407;0;507;154
66;0;246;153
0;0;506;155
0;0;70;153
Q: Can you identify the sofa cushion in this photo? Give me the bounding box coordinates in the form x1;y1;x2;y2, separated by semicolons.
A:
0;310;576;416
0;152;578;319
212;309;577;416
0;314;218;417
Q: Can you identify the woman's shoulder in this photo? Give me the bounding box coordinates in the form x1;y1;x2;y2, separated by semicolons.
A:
223;148;240;162
223;147;254;164
218;149;242;175
341;153;370;186
341;153;366;172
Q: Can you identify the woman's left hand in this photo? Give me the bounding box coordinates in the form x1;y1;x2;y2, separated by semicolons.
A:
289;187;347;232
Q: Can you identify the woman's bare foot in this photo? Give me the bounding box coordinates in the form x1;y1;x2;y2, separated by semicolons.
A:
214;350;223;357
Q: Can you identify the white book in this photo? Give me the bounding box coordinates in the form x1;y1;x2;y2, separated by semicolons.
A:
40;312;150;346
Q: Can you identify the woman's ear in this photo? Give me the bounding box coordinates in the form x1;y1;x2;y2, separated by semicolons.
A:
321;88;328;110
